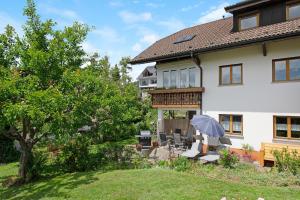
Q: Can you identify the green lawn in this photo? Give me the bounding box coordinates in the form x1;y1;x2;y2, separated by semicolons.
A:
1;164;300;200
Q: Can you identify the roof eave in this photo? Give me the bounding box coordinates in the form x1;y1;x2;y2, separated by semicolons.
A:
225;0;271;13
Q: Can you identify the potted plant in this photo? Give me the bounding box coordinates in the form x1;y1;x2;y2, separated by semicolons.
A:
152;135;159;148
136;144;142;151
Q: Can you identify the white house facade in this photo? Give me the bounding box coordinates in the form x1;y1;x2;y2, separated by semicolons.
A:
131;0;300;165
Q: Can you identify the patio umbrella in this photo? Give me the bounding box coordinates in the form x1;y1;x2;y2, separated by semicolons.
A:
191;115;225;137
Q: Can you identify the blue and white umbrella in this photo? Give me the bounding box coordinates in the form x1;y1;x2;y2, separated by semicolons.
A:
191;115;225;137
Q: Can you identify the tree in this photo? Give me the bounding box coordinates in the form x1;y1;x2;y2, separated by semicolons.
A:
111;64;121;82
0;0;89;182
119;56;132;85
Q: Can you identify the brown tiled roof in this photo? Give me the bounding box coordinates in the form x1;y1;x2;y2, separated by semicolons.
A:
130;17;300;64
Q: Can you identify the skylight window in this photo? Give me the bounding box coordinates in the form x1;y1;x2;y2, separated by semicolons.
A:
173;35;196;44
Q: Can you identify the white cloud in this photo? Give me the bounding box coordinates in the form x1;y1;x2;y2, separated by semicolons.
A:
141;33;159;45
181;2;204;12
157;18;185;32
146;3;164;8
119;11;152;24
92;27;123;43
82;41;100;54
132;43;142;52
41;4;80;21
197;3;230;24
109;1;123;7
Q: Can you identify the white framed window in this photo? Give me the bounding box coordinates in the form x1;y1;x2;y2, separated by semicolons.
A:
180;69;188;88
189;68;196;87
239;13;259;31
287;2;300;20
170;70;177;88
163;71;170;88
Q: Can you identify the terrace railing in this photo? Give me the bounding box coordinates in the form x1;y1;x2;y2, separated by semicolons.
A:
149;87;204;108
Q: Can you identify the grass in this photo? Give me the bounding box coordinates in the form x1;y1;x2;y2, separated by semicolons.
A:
1;163;300;200
191;162;300;188
0;162;18;183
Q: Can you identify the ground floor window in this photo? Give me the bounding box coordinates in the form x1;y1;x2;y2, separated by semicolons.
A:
219;114;243;135
274;116;300;139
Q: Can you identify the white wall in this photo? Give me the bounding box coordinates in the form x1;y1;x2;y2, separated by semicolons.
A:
200;37;300;151
155;37;300;151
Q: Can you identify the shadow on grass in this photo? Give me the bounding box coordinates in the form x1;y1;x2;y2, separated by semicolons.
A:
1;171;100;200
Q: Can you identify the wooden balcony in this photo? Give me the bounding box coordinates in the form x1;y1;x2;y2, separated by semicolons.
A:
148;87;204;108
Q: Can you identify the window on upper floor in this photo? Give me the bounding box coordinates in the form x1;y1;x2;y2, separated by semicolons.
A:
189;67;196;87
170;70;177;88
180;69;188;88
219;114;243;135
239;13;259;31
287;1;300;20
273;57;300;82
150;79;157;84
219;64;243;85
163;71;170;88
140;79;148;86
274;116;300;139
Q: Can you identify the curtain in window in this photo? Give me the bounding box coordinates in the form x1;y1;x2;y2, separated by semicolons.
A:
189;68;196;87
180;69;188;88
163;71;170;88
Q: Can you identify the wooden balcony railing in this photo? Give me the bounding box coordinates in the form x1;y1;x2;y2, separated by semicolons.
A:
148;87;204;108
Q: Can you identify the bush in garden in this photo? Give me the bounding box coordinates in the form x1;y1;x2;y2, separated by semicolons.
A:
273;148;300;175
28;150;48;180
131;153;152;169
219;149;239;168
56;135;92;172
170;157;192;172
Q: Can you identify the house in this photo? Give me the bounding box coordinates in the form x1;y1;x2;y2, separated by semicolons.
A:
137;66;157;98
130;0;300;166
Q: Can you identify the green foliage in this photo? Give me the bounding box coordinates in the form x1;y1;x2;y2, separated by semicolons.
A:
56;135;92;172
138;97;157;134
0;0;151;182
219;149;239;168
156;157;192;172
273;148;300;175
0;136;20;163
28;150;48;179
170;157;192;172
111;65;121;82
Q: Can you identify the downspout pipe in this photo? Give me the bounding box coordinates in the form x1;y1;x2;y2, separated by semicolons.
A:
191;52;204;146
191;52;203;115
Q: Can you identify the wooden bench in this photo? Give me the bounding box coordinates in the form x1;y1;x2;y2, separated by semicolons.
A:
260;142;300;166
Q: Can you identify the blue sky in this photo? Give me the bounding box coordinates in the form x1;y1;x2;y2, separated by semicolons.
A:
0;0;239;80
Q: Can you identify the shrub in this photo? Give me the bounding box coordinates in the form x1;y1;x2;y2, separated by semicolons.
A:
56;135;92;172
219;149;239;168
170;157;192;172
28;150;48;179
131;153;152;169
273;148;300;175
157;160;170;168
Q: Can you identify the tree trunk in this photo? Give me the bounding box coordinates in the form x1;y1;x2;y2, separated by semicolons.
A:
18;142;33;182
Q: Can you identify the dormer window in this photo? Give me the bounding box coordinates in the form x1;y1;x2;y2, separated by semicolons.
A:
239;13;259;31
287;2;300;20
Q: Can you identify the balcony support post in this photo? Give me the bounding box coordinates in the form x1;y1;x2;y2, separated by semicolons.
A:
157;109;164;135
